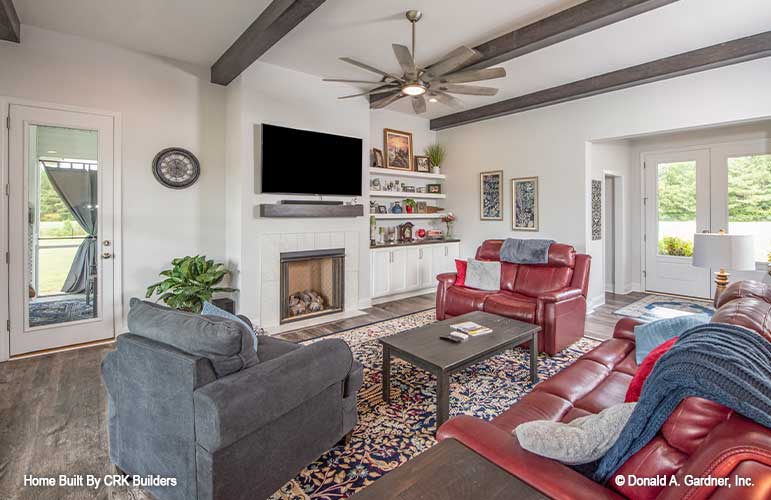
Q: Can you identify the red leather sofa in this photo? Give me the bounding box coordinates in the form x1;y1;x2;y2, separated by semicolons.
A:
436;239;591;355
437;280;771;500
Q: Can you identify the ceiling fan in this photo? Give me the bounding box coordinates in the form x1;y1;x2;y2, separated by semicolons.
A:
323;10;507;114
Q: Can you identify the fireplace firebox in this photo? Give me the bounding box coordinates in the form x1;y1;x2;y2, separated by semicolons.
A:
280;249;345;324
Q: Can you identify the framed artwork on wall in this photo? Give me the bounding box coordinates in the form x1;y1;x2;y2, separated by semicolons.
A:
480;170;503;220
512;176;538;231
591;179;602;240
383;128;413;171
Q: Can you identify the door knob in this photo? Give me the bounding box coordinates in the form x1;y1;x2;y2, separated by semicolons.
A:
103;240;111;246
102;252;112;259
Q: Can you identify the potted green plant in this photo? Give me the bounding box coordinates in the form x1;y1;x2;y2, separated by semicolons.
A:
425;143;446;174
146;255;237;313
403;198;417;213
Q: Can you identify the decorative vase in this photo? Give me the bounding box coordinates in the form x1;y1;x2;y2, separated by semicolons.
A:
445;222;453;239
432;166;441;174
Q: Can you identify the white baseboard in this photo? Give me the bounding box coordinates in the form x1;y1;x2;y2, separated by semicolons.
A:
587;295;606;314
371;288;436;306
623;282;641;294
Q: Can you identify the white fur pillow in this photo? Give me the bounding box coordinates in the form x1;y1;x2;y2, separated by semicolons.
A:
514;402;636;465
464;259;501;291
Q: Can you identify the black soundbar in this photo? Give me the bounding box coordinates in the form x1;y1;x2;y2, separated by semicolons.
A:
279;200;345;206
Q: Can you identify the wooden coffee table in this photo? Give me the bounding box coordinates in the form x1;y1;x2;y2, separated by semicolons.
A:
380;310;540;429
350;438;549;500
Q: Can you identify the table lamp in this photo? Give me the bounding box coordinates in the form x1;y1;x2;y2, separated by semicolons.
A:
692;231;755;306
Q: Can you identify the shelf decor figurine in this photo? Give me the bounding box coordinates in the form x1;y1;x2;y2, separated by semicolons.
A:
390;201;403;214
441;212;456;239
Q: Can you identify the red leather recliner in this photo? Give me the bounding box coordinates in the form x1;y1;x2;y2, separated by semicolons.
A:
437;280;771;500
436;239;591;355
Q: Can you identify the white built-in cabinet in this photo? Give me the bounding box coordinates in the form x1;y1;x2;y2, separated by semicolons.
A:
371;242;460;299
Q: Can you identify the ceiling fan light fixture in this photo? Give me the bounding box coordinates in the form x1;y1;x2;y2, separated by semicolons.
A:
401;81;426;96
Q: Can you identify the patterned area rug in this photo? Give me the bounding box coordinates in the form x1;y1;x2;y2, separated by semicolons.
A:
613;295;714;322
270;310;598;499
29;297;95;327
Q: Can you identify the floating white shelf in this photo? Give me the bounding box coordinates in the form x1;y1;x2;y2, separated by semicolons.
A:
372;213;445;219
369;168;446;180
369;191;446;199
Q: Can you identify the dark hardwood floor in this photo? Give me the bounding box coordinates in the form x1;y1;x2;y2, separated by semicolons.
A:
585;291;648;341
0;291;645;499
276;293;436;343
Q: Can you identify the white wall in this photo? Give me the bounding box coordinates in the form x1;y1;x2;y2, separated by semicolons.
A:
0;25;226;338
225;62;372;324
587;141;636;307
439;58;771;305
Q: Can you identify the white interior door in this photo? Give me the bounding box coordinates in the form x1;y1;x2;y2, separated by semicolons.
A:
8;104;115;355
644;150;712;298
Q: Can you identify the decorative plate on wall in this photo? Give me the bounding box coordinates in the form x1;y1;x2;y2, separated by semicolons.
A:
152;148;200;189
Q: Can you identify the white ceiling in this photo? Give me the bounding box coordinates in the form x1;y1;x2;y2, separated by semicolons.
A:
15;0;771;119
15;0;272;66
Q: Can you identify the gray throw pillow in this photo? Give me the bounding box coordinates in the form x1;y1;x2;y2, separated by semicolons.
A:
464;259;501;291
127;298;259;378
514;402;637;465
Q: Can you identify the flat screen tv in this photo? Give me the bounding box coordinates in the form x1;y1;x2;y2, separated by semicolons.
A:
261;124;363;196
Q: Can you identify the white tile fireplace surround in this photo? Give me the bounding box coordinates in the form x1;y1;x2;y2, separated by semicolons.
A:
257;227;365;333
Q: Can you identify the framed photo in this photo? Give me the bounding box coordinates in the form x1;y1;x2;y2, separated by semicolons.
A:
372;148;384;168
416;201;428;213
383;128;413;171
512;176;538;231
480;170;503;220
376;205;388;214
426;183;441;194
414;155;431;172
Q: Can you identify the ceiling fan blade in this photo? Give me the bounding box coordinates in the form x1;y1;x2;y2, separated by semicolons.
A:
432;91;463;109
435;84;499;96
371;92;405;109
411;96;426;114
425;46;482;79
432;67;506;84
340;57;404;82
338;87;402;99
323;78;399;85
392;44;417;79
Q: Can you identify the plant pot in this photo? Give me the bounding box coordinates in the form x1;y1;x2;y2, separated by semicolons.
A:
406;206;413;213
432;166;441;174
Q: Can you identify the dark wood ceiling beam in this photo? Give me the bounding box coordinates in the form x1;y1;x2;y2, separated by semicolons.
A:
211;0;326;86
0;0;20;43
372;0;679;106
462;0;679;71
430;31;771;131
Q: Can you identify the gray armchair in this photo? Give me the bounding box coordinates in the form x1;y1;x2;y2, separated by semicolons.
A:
101;299;362;500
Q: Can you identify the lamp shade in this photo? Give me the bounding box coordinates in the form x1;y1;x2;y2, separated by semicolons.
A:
692;233;756;270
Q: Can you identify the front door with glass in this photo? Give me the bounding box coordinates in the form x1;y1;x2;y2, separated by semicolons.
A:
644;150;712;298
8;104;115;355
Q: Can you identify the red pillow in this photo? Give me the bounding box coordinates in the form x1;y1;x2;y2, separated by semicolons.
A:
454;259;467;286
625;337;678;403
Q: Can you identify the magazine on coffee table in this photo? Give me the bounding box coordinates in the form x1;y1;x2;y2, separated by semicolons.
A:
450;321;493;336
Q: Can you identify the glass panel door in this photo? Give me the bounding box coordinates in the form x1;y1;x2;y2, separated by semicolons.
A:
9;104;115;356
726;153;771;263
644;150;712;298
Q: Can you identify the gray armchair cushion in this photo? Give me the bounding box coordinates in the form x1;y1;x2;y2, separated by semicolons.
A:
256;335;302;362
127;298;258;378
193;338;354;452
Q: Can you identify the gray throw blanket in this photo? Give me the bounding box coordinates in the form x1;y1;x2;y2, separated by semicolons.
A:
500;238;555;264
592;323;771;483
